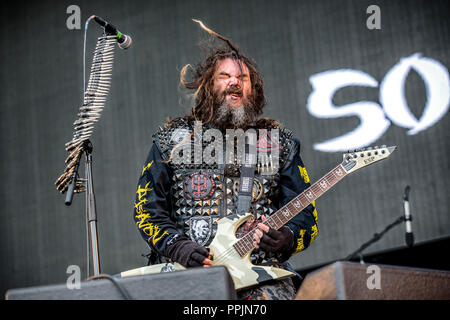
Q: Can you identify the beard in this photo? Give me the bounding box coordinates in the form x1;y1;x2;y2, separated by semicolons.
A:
211;87;260;130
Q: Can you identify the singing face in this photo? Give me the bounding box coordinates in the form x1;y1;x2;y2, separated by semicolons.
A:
212;58;252;109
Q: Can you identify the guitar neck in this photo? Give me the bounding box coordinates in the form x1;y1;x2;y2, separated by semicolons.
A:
232;145;396;258
266;164;348;229
233;164;348;257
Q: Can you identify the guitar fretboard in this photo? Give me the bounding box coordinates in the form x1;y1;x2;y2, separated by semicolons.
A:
233;164;348;257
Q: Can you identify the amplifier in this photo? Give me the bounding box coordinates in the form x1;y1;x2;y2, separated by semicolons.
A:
296;261;450;300
6;266;236;300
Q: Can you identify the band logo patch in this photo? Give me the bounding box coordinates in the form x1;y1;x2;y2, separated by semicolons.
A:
184;171;216;200
189;216;212;246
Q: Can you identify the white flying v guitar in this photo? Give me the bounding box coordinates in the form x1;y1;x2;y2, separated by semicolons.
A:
121;145;396;291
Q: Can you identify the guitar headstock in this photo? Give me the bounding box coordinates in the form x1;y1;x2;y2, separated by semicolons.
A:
341;145;396;174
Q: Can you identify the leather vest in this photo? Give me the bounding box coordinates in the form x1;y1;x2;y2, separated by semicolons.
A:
153;118;296;250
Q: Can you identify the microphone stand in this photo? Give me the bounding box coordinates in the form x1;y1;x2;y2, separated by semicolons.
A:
344;215;406;262
57;16;131;279
65;139;101;277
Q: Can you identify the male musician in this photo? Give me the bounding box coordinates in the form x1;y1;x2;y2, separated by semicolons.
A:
133;22;318;300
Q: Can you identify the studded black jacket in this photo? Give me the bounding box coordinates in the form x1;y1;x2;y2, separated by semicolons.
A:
133;118;318;265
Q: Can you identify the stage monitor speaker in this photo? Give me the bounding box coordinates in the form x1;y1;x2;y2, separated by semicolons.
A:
5;266;236;300
296;261;450;300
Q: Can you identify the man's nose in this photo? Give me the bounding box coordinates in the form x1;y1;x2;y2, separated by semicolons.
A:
228;76;242;87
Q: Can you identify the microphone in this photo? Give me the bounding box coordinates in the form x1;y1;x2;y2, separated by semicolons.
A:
403;185;414;247
92;15;132;49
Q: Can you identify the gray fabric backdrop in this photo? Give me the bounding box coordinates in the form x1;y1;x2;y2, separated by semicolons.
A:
1;0;449;295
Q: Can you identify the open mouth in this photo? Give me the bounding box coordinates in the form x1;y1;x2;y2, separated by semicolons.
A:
226;90;243;99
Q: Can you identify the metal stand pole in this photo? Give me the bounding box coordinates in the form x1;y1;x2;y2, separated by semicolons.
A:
84;140;101;276
344;215;405;261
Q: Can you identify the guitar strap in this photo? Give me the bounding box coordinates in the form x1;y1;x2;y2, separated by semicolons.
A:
237;132;257;215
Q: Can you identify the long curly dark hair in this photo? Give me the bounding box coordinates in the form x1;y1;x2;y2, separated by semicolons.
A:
164;21;281;163
179;47;266;126
168;20;274;129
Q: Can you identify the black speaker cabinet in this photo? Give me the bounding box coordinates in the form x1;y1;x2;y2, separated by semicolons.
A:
6;266;236;300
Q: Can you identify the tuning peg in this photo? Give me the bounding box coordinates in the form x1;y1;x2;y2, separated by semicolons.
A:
388;146;397;153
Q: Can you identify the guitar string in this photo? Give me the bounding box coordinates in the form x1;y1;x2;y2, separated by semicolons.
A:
212;188;317;263
212;157;383;266
213;213;288;263
212;217;277;263
212;235;251;263
212;169;343;263
212;229;257;263
214;160;381;265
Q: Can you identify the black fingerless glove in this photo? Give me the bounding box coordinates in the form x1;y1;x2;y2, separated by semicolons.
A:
165;239;209;267
258;226;294;254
